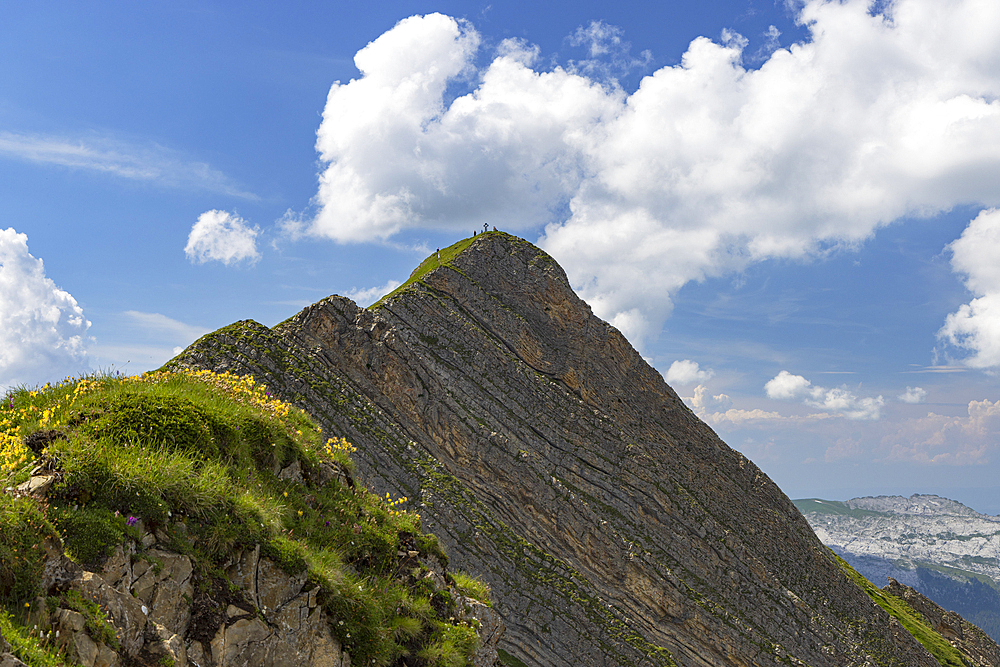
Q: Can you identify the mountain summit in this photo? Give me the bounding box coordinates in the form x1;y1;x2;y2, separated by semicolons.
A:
171;232;961;666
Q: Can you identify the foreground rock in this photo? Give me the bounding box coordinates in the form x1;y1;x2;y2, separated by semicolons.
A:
21;529;350;667
10;514;500;667
8;463;502;667
172;232;952;666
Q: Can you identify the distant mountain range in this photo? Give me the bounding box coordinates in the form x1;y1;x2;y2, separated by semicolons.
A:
795;494;1000;641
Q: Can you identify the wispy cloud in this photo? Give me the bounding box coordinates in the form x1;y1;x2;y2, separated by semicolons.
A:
122;311;210;343
0;131;257;199
882;399;1000;465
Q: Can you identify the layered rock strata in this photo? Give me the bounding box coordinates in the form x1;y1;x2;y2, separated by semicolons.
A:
171;232;943;666
884;578;1000;667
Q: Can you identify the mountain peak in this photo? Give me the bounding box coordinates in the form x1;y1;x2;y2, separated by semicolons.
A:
169;239;963;666
376;231;563;306
844;494;984;517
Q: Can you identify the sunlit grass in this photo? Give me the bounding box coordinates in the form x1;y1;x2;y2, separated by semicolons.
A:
835;554;969;667
0;369;489;667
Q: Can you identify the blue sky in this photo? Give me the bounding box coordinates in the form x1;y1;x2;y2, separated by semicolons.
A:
3;1;1000;511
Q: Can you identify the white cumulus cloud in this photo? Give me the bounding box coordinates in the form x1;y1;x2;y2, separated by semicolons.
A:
343;280;403;307
294;2;1000;346
763;370;814;400
0;228;91;390
664;359;715;385
185;210;261;266
939;208;1000;369
765;370;884;420
898;386;928;403
684;384;733;412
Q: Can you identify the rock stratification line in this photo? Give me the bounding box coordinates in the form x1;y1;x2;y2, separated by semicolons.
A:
170;232;940;667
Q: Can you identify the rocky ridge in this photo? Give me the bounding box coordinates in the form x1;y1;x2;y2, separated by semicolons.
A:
883;578;1000;667
796;495;1000;583
171;232;959;666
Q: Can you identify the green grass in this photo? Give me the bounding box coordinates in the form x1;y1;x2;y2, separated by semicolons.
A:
834;554;971;667
0;369;491;667
371;234;482;308
450;571;491;606
0;609;70;666
497;648;529;667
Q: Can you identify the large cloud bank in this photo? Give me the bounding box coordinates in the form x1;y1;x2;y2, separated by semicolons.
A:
939;208;1000;369
0;228;90;390
301;1;1000;345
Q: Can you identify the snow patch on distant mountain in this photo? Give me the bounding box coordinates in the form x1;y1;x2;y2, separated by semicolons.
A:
796;494;1000;641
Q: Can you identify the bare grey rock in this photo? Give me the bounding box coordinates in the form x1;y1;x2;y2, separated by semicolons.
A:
15;473;56;496
884;578;1000;667
168;232;949;666
71;570;147;657
277;459;303;483
800;494;1000;584
146;621;187;667
40;536;81;594
144;549;195;636
455;597;503;667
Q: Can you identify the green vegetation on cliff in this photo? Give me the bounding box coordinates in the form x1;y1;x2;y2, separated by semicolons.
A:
374;235;478;307
835;554;970;667
1;370;489;667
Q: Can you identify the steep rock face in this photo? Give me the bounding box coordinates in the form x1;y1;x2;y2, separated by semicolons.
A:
884;579;1000;667
170;233;940;667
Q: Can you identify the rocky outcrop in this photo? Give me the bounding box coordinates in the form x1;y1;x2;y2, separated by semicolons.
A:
171;232;947;666
884;578;1000;667
22;527;350;667
12;472;501;667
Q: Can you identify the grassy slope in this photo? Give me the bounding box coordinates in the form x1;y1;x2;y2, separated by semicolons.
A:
834;554;971;667
371;234;480;308
0;370;489;667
